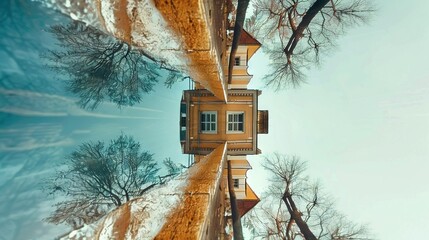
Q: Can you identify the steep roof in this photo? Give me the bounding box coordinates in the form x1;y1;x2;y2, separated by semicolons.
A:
237;183;260;217
238;29;261;46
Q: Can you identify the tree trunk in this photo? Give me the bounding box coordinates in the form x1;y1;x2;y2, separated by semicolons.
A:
139;183;157;195
284;0;330;57
282;193;317;240
227;0;250;84
227;160;244;240
111;193;122;206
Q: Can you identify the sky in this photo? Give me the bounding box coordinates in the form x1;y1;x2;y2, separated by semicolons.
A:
1;0;428;239
247;1;429;239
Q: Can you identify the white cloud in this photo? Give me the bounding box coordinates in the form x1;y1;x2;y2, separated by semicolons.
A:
0;88;161;119
73;111;159;119
71;129;91;135
0;107;67;117
0;88;74;103
0;138;74;152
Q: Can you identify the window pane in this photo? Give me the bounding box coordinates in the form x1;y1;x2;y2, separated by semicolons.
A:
234;179;239;188
201;112;217;132
227;113;244;132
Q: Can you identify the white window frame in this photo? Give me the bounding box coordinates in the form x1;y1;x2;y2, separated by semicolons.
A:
226;111;245;133
200;111;217;133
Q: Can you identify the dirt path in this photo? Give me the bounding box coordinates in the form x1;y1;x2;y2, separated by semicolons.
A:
153;0;229;101
154;143;227;239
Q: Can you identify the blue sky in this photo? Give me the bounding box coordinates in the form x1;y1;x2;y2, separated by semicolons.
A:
248;1;429;239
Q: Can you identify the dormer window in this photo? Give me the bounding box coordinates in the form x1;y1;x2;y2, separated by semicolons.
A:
233;179;239;188
234;57;240;66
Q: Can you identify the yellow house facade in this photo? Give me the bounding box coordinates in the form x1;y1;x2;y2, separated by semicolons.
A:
179;29;267;218
225;155;260;217
181;89;263;155
180;30;268;155
227;29;262;89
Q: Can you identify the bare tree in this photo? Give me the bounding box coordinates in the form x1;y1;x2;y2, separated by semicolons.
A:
163;157;186;175
43;134;160;227
245;0;374;89
243;154;370;240
45;20;186;109
44;199;106;230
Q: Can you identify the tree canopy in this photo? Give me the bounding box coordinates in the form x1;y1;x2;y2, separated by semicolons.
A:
244;154;371;240
44;134;160;228
45;20;186;109
245;0;374;89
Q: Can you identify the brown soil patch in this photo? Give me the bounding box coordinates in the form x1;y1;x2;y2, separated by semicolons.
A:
127;199;148;239
114;0;132;43
112;203;131;240
93;0;132;44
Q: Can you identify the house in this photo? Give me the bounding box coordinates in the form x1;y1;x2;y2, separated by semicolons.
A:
226;155;260;217
180;29;268;155
179;29;268;218
180;89;267;155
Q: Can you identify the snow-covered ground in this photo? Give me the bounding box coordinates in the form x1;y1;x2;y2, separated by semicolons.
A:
61;173;188;240
61;143;227;240
37;0;186;72
37;0;228;101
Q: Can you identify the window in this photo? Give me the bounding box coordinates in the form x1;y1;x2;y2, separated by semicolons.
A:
227;112;244;132
200;111;217;133
233;179;239;188
234;57;240;66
